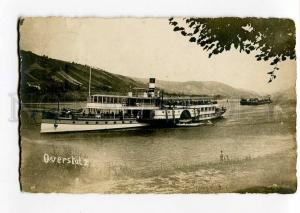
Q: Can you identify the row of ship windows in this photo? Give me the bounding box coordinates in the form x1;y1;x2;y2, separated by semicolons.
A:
162;107;215;114
200;107;215;111
90;96;153;104
91;96;124;104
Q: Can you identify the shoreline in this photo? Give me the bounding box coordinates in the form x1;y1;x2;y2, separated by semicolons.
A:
22;148;296;194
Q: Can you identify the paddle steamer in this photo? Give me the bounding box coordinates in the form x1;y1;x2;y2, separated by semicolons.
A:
41;77;226;133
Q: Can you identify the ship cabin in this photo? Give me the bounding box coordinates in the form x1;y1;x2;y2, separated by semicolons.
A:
84;78;160;119
85;93;160;119
147;97;221;121
83;76;220;120
161;97;218;109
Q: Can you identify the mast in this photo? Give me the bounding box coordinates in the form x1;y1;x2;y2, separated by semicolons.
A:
88;66;92;97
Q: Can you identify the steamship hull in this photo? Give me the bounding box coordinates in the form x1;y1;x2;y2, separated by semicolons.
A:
40;109;225;133
40;118;149;133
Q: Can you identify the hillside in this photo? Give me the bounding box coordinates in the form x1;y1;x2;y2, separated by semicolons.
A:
19;50;258;102
271;86;296;105
19;50;145;102
134;78;258;98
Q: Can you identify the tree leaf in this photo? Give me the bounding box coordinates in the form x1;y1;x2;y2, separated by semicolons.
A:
173;26;182;31
189;37;196;42
189;22;195;27
234;42;239;49
171;21;178;26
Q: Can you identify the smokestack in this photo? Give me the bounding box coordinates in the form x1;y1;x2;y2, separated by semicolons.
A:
148;78;155;97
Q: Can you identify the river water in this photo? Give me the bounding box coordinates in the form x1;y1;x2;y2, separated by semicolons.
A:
20;100;297;193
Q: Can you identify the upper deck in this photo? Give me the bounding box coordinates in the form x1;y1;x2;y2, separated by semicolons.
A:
86;94;160;110
86;93;218;110
85;78;219;110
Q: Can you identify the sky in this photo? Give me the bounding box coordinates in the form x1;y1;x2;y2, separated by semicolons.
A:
19;17;296;94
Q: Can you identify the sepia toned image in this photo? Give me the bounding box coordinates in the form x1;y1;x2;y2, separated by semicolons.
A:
19;17;296;193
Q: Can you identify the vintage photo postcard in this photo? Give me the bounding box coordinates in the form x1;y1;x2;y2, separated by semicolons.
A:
19;17;296;193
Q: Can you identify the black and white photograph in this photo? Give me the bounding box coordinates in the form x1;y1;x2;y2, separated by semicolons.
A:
18;17;296;193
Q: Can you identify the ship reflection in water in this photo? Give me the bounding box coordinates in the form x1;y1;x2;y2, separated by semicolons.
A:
20;99;296;193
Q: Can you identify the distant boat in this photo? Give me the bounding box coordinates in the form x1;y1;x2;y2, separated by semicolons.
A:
240;97;272;105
